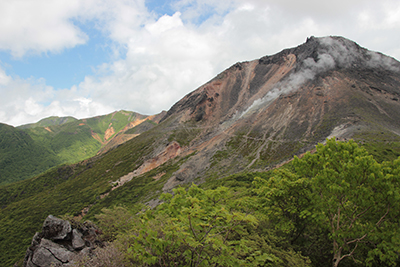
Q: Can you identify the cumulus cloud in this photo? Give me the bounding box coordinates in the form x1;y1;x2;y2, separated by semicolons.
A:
0;0;88;57
1;0;400;126
0;67;115;126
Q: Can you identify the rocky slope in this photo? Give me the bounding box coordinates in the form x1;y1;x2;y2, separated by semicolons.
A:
151;36;400;189
88;36;400;195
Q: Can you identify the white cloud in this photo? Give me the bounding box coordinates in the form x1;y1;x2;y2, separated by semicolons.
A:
0;67;12;85
0;0;151;57
0;66;115;126
146;12;184;34
0;0;89;57
1;0;400;126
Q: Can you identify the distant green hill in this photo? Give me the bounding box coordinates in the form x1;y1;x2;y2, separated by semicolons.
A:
17;116;77;129
0;111;153;185
24;121;103;165
0;124;60;185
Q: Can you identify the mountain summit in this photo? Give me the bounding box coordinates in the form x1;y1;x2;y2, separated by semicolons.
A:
164;36;399;124
154;36;400;189
2;36;400;266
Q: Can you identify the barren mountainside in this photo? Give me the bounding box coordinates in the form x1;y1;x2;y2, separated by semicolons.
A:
152;36;400;189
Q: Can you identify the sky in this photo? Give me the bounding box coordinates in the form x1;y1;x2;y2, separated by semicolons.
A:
1;0;400;126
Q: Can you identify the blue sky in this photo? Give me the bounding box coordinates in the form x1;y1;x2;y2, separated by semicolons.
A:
0;32;109;90
0;0;400;126
0;0;217;90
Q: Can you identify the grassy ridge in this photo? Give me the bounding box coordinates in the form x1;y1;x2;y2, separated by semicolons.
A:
25;123;102;164
17;116;77;129
84;110;143;141
0;124;61;185
0;111;148;185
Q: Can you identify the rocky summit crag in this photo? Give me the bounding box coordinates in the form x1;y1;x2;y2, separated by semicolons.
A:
2;36;400;266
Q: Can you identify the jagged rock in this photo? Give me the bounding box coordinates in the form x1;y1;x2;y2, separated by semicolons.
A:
42;215;71;240
40;239;75;263
31;245;62;267
72;229;85;250
23;215;101;267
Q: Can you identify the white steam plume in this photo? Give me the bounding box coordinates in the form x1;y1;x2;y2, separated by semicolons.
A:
240;36;400;118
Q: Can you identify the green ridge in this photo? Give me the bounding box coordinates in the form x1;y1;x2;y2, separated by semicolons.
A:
17;116;77;130
0;111;149;185
0;124;60;185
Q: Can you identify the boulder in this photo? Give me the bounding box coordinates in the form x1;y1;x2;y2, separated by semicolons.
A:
40;239;75;263
31;245;62;267
23;215;102;267
42;215;72;240
72;229;85;250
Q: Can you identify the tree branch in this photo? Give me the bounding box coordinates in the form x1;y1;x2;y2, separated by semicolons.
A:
376;204;390;227
189;215;198;240
339;232;369;263
348;206;372;230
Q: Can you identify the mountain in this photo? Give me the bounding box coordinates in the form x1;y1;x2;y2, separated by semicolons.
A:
1;36;400;266
0;110;164;185
17;116;77;130
96;111;167;155
157;35;400;189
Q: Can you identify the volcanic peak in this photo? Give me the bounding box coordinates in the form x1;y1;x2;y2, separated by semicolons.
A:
163;36;400;126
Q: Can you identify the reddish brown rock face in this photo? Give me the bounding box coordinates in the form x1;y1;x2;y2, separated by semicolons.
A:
151;36;400;189
105;36;400;193
104;126;115;141
139;141;183;174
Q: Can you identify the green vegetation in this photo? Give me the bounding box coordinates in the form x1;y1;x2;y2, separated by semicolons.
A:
224;128;306;169
0;111;147;185
255;139;400;266
80;185;309;267
26;122;103;163
78;139;400;267
168;121;202;146
127;186;259;266
2;138;400;266
258;140;305;166
0;123;61;185
0;118;173;266
361;141;400;162
84;110;141;141
17;116;77;129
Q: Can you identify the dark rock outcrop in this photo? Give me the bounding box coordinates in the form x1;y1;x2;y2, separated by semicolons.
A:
23;215;101;267
42;216;71;241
